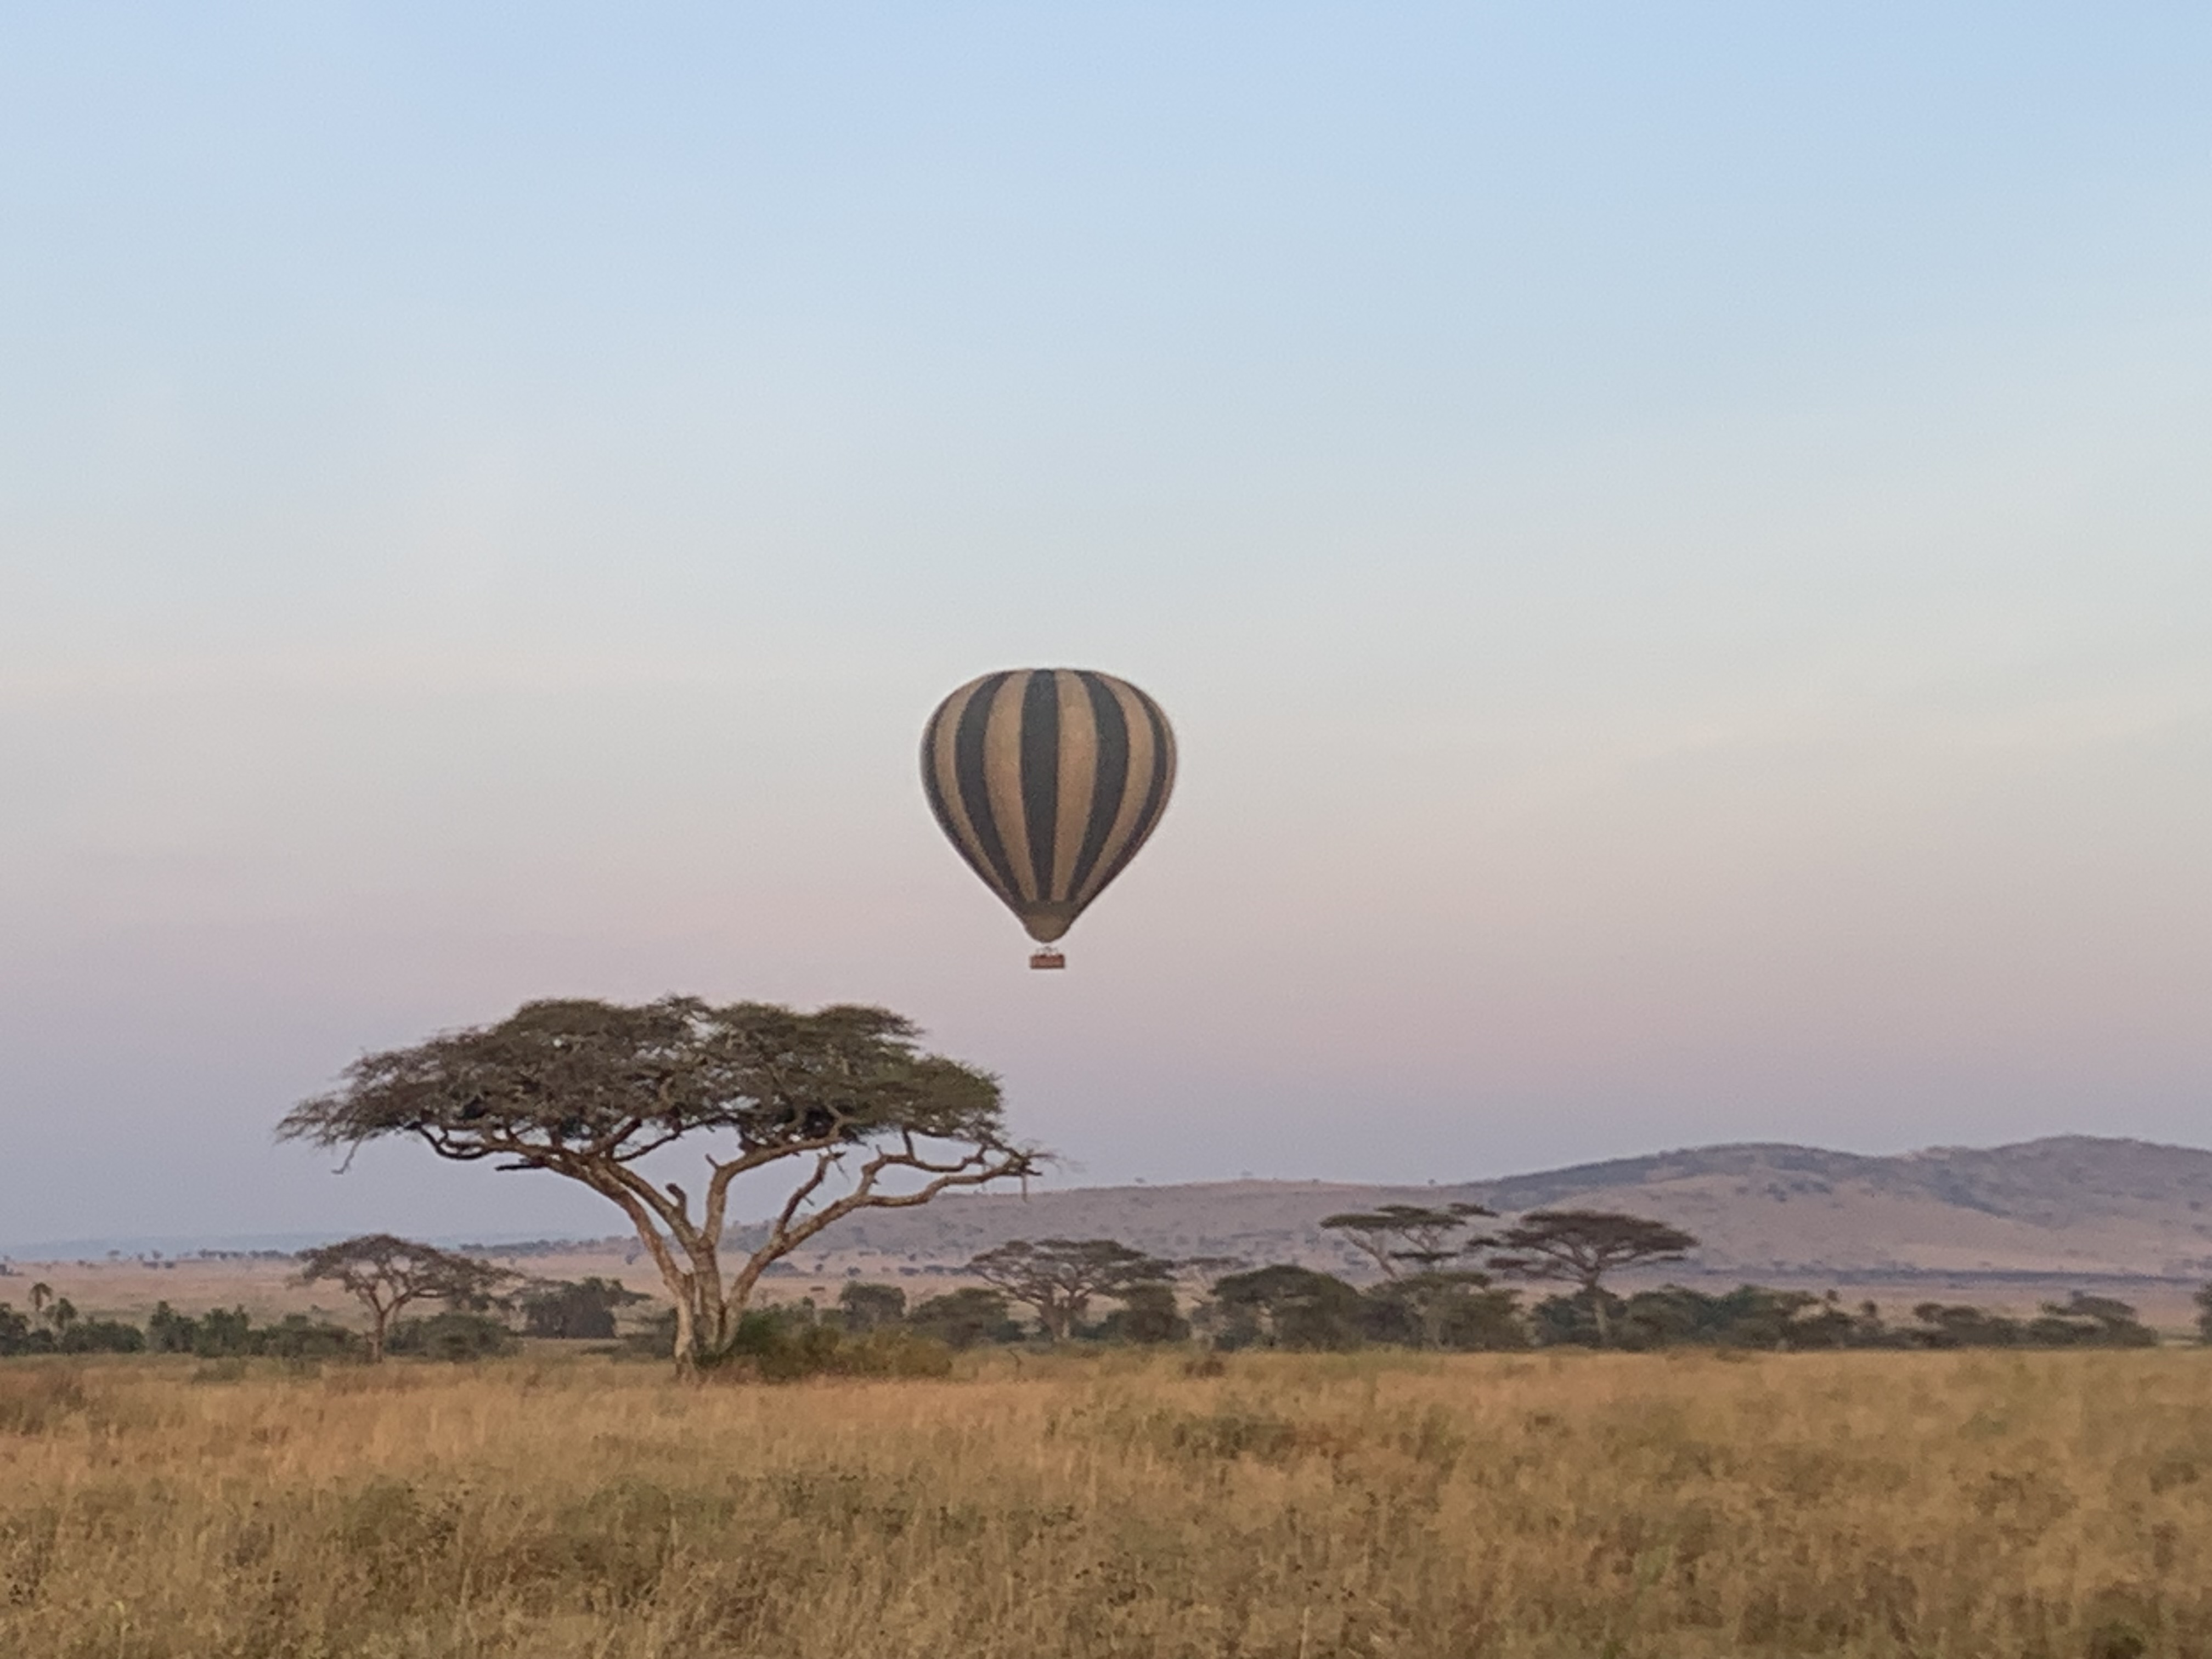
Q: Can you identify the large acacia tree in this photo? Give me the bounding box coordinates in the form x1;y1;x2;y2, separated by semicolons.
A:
279;997;1042;1371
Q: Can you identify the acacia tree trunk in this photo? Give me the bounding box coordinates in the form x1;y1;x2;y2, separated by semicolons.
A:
574;1137;1030;1375
668;1279;699;1375
1420;1295;1447;1351
362;1285;415;1363
1584;1276;1610;1347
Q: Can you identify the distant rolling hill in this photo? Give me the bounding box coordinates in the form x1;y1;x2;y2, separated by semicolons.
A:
757;1136;2212;1290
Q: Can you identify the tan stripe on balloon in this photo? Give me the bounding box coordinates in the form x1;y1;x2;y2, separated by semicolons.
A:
1048;669;1097;901
930;676;1017;906
983;670;1037;903
1073;677;1156;907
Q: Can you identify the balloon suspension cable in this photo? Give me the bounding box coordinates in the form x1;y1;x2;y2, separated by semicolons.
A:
1029;947;1066;971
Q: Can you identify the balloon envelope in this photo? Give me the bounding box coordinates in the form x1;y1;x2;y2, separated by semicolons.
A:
921;668;1176;944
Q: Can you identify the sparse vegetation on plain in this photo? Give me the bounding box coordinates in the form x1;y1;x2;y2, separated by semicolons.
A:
3;1348;2209;1658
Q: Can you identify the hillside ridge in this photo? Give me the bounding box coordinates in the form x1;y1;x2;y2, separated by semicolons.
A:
762;1134;2212;1284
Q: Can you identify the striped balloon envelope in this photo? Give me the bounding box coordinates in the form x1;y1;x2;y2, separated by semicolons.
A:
921;669;1176;965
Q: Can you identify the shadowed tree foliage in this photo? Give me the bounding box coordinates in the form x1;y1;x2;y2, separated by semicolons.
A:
517;1277;651;1340
2023;1294;2157;1347
279;997;1041;1371
837;1281;907;1333
1321;1203;1496;1279
967;1239;1177;1341
2198;1282;2212;1345
1359;1270;1525;1350
1209;1265;1367;1351
0;1302;144;1356
139;1301;359;1359
1094;1280;1190;1344
1531;1285;1885;1351
1487;1211;1699;1346
1896;1294;2158;1351
1904;1302;2026;1348
296;1234;518;1362
905;1286;1023;1348
145;1302;199;1354
387;1310;520;1360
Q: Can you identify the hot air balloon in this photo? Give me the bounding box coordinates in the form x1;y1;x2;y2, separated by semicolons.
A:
921;668;1176;968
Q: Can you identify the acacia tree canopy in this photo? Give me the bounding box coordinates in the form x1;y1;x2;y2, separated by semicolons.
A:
1487;1210;1698;1346
279;996;1043;1370
1320;1203;1496;1279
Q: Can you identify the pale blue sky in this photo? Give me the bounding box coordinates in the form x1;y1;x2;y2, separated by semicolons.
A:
2;5;2206;1245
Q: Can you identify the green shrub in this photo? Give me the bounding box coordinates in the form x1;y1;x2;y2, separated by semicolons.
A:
906;1288;1023;1348
518;1278;648;1340
1092;1283;1190;1345
708;1308;952;1380
387;1312;517;1361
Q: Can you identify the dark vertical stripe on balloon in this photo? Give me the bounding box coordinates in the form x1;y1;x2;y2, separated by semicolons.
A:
1067;671;1129;899
922;680;993;896
953;672;1020;899
1019;670;1061;901
1101;690;1173;889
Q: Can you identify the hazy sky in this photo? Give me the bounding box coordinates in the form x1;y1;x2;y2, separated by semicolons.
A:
2;5;2207;1247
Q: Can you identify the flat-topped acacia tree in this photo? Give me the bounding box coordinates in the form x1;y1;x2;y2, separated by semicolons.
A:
295;1234;519;1363
279;997;1042;1372
1487;1210;1698;1347
967;1238;1177;1342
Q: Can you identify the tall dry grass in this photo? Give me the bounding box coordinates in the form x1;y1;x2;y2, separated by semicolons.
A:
2;1347;2207;1657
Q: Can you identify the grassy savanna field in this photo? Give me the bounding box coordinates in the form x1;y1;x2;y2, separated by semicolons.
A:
4;1348;2208;1659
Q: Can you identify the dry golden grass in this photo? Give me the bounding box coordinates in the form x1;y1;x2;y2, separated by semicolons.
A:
3;1347;2208;1658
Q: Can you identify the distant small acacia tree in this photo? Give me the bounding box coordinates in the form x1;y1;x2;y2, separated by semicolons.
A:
2198;1282;2212;1345
967;1239;1176;1341
296;1234;518;1362
279;997;1041;1373
1487;1211;1698;1347
1321;1203;1496;1279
